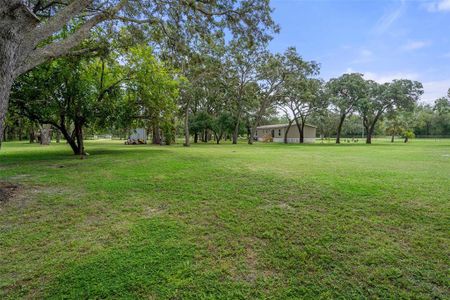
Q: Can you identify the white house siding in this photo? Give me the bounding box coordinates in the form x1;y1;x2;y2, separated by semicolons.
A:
255;127;285;140
256;124;317;144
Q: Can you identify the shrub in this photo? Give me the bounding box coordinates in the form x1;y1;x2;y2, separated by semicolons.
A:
403;130;415;143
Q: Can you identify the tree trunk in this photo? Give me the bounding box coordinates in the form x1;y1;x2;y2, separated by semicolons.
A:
39;124;52;145
248;114;264;145
404;137;409;143
152;124;161;145
0;2;36;149
391;134;395;143
56;130;61;143
3;126;7;142
29;127;36;143
59;125;80;155
294;118;303;144
249;123;258;145
366;126;374;144
232;120;239;144
74;120;85;156
194;132;198;143
183;101;190;147
300;122;305;144
336;113;346;144
284;120;293;144
215;132;223;144
366;113;382;144
18;122;23;141
249;100;271;145
0;57;15;149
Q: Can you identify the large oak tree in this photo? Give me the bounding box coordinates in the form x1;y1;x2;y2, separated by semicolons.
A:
326;73;368;144
0;0;276;148
358;79;423;144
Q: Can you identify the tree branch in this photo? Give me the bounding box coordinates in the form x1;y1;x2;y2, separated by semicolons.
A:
16;0;128;76
28;0;93;46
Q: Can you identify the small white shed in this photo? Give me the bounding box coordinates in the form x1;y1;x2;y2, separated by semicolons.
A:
128;128;147;144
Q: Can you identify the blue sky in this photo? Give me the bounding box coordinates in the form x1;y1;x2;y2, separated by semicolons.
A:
269;0;450;103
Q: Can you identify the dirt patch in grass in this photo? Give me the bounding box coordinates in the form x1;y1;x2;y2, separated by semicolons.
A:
0;182;21;204
142;206;164;218
227;237;277;284
260;201;294;211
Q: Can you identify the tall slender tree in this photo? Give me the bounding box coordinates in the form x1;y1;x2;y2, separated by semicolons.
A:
124;45;180;145
248;47;313;144
224;40;264;144
283;78;326;143
326;73;368;144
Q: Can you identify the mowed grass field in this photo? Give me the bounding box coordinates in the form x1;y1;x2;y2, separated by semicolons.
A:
0;139;449;299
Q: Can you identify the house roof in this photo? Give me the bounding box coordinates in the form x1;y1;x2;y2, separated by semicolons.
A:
257;123;317;129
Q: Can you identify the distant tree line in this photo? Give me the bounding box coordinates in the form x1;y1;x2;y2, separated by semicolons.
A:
413;95;450;137
1;1;448;155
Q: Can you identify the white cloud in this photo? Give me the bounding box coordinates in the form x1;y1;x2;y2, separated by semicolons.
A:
344;69;448;104
426;0;450;12
363;71;419;83
373;0;406;34
401;40;432;51
345;67;355;74
422;80;450;103
344;68;418;83
351;49;374;64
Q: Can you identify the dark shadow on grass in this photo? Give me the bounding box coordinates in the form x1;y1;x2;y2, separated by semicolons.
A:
87;147;167;156
0;146;167;165
0;149;73;165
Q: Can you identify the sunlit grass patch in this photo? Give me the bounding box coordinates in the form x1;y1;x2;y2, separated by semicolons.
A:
1;139;449;298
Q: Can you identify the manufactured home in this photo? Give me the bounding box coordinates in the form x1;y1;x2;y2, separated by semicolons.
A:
256;123;317;143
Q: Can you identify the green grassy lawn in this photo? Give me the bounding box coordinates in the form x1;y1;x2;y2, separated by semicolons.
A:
0;139;449;299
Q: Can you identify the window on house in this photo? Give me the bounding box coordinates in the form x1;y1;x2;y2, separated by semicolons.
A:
279;129;282;136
